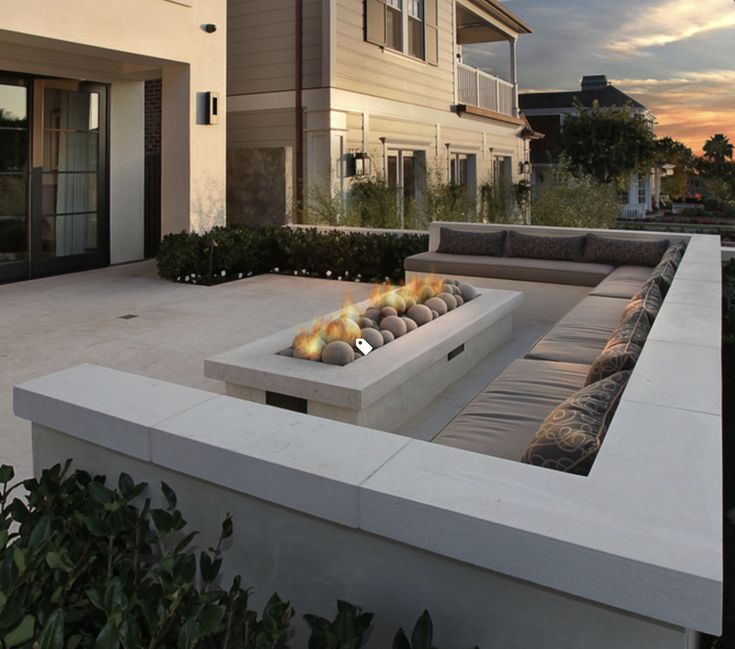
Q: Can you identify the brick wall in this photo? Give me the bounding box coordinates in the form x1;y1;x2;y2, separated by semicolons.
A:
144;79;162;156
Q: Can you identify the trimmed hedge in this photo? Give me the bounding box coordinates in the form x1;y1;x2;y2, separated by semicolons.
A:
157;226;429;285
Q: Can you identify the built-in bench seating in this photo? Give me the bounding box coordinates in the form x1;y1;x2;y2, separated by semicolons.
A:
409;226;686;475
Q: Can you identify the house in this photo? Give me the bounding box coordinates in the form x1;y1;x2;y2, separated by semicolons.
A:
520;75;660;219
0;0;227;283
226;0;534;226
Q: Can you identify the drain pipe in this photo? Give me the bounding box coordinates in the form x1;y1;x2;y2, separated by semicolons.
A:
294;0;304;223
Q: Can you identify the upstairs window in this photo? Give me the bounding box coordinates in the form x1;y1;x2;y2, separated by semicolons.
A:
365;0;438;65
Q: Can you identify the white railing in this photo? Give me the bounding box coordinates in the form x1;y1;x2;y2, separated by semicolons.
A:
619;204;647;220
457;63;515;117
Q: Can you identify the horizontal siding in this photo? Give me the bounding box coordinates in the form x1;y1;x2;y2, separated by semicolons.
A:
228;109;295;148
346;112;363;149
228;0;323;96
335;0;455;111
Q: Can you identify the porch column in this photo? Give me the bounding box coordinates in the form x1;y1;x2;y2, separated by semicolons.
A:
509;37;518;117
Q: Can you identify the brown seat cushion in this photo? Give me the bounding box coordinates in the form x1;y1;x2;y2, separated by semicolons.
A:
649;259;677;295
521;371;631;476
433;359;589;461
623;280;663;322
590;265;653;299
404;252;614;287
525;296;629;365
586;305;649;384
584;234;669;267
436;227;506;256
507;231;586;262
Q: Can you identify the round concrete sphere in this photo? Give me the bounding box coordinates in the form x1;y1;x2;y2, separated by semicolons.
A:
449;284;462;296
359;317;378;330
364;308;381;322
437;292;458;311
455;295;464;306
418;285;434;303
406;304;433;326
401;316;418;333
380;330;395;344
325;317;360;346
431;309;439;319
381;306;398;318
359;327;384;350
424;297;448;316
292;333;326;361
457;282;477;301
402;296;416;311
383;293;406;313
322;341;355;366
380;315;407;338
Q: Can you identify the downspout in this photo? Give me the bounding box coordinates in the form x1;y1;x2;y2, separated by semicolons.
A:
294;0;304;222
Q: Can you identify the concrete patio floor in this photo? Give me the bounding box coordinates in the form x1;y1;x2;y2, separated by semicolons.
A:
0;261;550;480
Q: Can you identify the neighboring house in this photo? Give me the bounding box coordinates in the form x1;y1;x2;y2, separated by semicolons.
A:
519;75;660;219
0;0;226;283
227;0;533;226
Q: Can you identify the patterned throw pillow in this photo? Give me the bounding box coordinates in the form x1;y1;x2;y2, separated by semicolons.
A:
623;280;663;322
436;228;507;256
521;371;631;476
649;259;677;295
586;305;649;384
660;241;687;268
507;231;586;262
606;304;651;348
583;234;670;267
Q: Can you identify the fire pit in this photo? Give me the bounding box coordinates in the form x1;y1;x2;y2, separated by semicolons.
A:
288;277;479;366
205;280;522;432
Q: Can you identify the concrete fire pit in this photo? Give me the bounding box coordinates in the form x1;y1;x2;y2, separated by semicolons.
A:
205;287;522;431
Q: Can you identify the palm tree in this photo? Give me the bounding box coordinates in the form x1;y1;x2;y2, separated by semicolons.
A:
703;133;734;164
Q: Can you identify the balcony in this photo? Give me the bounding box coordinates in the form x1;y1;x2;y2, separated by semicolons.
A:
457;63;515;117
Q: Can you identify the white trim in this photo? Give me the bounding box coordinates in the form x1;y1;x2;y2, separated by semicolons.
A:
381;136;433;149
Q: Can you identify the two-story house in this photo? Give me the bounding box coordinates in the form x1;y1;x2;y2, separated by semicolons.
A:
227;0;533;226
0;0;227;283
520;75;660;219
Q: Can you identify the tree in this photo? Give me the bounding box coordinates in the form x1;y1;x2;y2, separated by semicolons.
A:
703;133;733;164
655;136;695;199
559;100;657;186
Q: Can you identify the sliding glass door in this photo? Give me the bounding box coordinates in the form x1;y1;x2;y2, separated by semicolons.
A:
0;74;108;282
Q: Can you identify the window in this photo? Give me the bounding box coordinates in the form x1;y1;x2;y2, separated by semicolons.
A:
407;0;424;59
365;0;437;64
450;153;469;186
386;0;403;51
386;149;427;228
637;174;647;205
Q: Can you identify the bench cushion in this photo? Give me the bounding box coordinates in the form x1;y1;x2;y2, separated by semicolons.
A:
436;227;506;256
589;265;653;299
507;231;586;262
433;359;589;461
525;295;629;365
520;370;631;476
404;252;614;286
583;234;669;267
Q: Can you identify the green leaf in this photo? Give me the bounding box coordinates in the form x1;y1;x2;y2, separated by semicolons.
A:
46;551;61;570
67;634;82;649
117;474;135;498
103;579;123;616
83;516;110;537
3;614;35;648
392;629;411;649
86;587;106;613
160;482;177;510
12;546;26;573
173;531;199;554
88;481;115;505
0;592;6;613
150;509;172;534
220;515;233;540
177;618;199;649
197;605;225;635
0;530;8;550
94;619;120;649
0;465;13;484
410;610;433;649
29;515;52;549
37;609;65;649
8;499;28;523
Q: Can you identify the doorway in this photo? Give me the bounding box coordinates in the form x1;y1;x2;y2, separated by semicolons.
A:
0;74;108;282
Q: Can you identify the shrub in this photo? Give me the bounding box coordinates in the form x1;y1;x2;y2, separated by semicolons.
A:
157;226;429;286
0;463;479;649
530;166;619;229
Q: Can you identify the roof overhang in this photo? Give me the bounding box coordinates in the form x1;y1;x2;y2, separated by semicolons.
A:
456;0;532;44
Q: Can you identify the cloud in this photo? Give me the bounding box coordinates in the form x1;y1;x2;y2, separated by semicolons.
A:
607;0;735;54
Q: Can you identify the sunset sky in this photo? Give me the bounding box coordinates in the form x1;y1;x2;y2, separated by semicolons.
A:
463;0;735;155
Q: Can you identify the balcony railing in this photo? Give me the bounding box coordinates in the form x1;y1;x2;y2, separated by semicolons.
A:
457;63;515;117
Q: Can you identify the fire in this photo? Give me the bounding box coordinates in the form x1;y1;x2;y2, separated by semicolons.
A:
291;275;454;362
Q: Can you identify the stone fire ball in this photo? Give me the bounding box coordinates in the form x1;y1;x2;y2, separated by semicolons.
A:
431;309;439;319
455;295;464;306
402;296;416;311
359;327;384;350
364;307;381;322
401;316;418;333
292;333;325;361
380;330;395;344
383;293;406;313
380;315;407;338
381;306;398;318
322;340;355;366
457;282;477;301
359;317;378;330
417;285;434;303
406;304;433;326
437;292;458;311
424;297;447;316
325;317;360;346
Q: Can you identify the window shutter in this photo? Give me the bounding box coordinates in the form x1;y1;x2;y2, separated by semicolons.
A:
365;0;387;47
424;0;438;65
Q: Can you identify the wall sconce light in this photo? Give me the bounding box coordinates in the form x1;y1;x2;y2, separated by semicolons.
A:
520;160;531;174
201;24;217;33
346;151;370;177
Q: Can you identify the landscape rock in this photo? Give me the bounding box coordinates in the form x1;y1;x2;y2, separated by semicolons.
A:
322;341;355;366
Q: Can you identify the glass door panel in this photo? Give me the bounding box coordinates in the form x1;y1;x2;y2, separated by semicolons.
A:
0;80;29;278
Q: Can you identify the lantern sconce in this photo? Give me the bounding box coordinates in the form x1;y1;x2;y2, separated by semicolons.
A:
520;160;531;174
